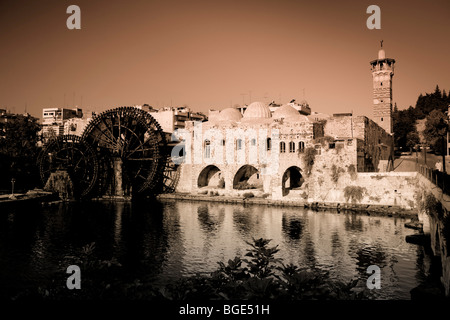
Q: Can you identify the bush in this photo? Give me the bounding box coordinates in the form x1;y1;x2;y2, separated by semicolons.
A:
347;164;357;180
303;147;316;176
16;238;367;301
217;178;225;189
243;192;254;199
235;181;255;190
331;165;345;184
343;186;367;204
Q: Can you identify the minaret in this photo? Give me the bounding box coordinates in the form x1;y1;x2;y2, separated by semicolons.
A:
370;41;395;134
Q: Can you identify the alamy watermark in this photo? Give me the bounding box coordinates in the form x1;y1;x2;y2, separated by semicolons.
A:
366;265;381;289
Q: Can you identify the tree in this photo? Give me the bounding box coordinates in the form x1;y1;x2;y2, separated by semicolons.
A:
423;109;448;153
0;114;42;191
406;131;420;153
392;107;417;151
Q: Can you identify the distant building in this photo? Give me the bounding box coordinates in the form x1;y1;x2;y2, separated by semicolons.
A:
41;107;83;139
269;99;311;116
136;105;207;133
63;111;97;136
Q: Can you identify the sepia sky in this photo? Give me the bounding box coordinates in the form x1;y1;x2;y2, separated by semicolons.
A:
1;0;449;119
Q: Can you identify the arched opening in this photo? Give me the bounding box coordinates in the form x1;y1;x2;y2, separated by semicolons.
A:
233;165;261;190
282;166;304;196
198;165;223;188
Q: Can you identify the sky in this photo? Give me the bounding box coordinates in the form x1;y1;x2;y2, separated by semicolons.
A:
1;0;449;119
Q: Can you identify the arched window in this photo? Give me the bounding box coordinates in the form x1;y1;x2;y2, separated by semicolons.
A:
204;139;211;158
298;141;305;153
266;138;272;151
280;141;286;153
289;141;295;153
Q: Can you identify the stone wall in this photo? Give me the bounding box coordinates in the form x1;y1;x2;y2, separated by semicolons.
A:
324;115;394;172
416;175;450;296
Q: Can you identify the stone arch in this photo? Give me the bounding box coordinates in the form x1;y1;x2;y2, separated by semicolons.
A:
198;165;223;188
233;165;261;190
282;166;304;196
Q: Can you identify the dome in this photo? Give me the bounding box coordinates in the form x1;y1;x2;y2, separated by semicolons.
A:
243;102;272;119
378;49;385;60
218;107;243;122
273;104;309;122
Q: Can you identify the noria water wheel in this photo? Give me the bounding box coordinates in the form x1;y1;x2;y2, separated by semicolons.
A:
37;134;99;199
81;107;167;196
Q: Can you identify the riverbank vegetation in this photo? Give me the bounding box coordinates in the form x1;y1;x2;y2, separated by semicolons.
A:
10;238;367;301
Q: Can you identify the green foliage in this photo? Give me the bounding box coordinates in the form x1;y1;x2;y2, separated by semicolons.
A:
18;238;366;301
0;114;41;190
393;85;450;151
424;192;444;220
243;192;254;199
217;177;225;189
347;164;357;180
331;165;345;184
343;186;367;204
235;181;255;190
303;147;316;176
423;109;448;154
414;85;450;119
44;170;74;200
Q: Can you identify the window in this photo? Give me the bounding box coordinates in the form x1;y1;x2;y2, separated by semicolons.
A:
221;139;226;146
380;82;383;86
236;139;242;150
204;140;211;158
381;117;383;121
314;144;321;155
280;141;286;153
251;138;256;146
298;141;305;153
289;141;295;153
266;138;272;151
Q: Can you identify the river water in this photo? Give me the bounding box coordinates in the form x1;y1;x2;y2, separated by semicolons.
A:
0;199;434;300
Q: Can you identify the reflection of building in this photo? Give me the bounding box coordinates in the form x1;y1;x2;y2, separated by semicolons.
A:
137;105;207;133
41;107;83;138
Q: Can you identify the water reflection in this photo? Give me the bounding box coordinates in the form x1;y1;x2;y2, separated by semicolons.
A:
0;200;436;300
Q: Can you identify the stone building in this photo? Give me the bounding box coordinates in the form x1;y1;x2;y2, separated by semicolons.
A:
173;46;395;200
370;45;395;134
175;99;393;200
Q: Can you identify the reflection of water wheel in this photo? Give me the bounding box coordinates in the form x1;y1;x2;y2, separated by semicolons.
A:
38;134;99;198
161;160;180;193
81;107;167;195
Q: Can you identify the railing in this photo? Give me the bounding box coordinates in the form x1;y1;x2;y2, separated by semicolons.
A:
418;164;450;195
